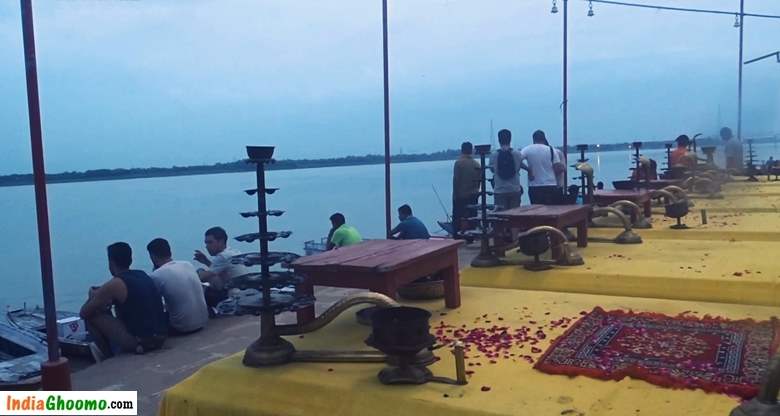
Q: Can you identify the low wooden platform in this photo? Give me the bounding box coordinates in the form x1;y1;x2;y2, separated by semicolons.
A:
293;239;463;323
491;204;591;248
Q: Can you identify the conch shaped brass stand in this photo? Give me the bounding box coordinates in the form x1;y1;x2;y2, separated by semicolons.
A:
608;200;651;229
516;225;584;271
661;186;693;206
244;292;400;367
590;207;643;244
649;189;691;230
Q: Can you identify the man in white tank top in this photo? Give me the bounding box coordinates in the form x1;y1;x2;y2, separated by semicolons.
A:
147;238;208;334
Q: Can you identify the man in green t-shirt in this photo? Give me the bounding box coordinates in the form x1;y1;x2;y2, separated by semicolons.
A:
326;213;363;250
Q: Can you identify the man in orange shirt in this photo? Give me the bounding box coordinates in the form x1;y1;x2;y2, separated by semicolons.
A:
670;135;695;169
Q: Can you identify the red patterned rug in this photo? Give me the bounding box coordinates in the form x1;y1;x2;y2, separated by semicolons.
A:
534;307;780;398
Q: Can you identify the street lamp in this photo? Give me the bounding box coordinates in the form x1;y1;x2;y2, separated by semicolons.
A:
550;0;570;187
744;51;780;65
381;0;391;238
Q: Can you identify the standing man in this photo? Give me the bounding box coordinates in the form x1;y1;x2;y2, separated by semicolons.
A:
721;127;743;172
147;238;209;335
194;226;245;310
452;141;481;235
489;129;530;210
521;130;564;205
80;242;167;358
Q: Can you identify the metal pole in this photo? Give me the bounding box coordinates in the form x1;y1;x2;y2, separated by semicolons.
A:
256;164;275;343
382;0;392;238
744;51;780;65
562;0;569;187
737;0;744;141
19;0;71;389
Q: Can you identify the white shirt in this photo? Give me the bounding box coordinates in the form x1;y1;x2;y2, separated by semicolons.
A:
521;143;561;187
151;260;209;333
208;247;247;289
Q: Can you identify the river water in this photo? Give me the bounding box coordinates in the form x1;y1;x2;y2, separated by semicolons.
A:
1;143;776;310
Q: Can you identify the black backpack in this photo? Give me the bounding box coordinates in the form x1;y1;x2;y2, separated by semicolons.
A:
496;149;516;180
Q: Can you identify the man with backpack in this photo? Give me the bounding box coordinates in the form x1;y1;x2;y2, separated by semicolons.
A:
489;129;531;210
521;130;565;205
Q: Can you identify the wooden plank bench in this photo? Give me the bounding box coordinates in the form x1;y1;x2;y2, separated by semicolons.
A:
292;239;462;324
490;204;591;258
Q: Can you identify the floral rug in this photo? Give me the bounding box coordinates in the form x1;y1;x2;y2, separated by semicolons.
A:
534;307;780;398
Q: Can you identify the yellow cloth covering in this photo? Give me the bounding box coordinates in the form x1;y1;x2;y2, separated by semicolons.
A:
723;178;780;192
559;179;780;304
159;287;775;416
651;195;780;213
591;211;780;241
463;239;780;307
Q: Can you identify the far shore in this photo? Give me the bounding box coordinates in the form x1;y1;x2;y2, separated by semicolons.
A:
1;136;776;188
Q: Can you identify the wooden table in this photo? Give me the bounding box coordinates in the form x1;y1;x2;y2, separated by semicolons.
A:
491;205;591;251
292;239;462;323
614;178;683;190
593;189;652;219
644;179;683;189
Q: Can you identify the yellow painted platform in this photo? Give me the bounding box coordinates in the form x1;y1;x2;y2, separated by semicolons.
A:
159;286;774;416
590;211;780;241
649;196;780;213
723;179;780;192
462;238;780;307
723;187;780;197
466;179;780;307
159;178;780;416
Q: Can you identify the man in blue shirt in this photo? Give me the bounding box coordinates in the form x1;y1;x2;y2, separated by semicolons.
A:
390;204;430;240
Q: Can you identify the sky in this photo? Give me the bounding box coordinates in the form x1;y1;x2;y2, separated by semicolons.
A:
1;0;779;175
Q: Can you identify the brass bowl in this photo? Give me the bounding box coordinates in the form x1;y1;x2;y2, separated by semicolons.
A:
518;232;550;257
246;146;275;161
664;200;689;218
365;306;436;355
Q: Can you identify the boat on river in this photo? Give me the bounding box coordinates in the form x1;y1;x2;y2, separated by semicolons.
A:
7;305;100;362
0;321;46;389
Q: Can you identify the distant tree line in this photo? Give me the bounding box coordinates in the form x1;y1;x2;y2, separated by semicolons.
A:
0;149;462;187
1;136;775;187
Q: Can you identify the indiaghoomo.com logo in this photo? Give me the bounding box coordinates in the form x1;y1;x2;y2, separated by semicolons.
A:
1;391;137;416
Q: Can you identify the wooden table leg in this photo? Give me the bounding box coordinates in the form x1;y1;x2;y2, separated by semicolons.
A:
643;199;652;218
493;222;508;258
296;277;315;324
442;258;461;309
576;219;588;247
378;278;399;301
551;234;562;259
